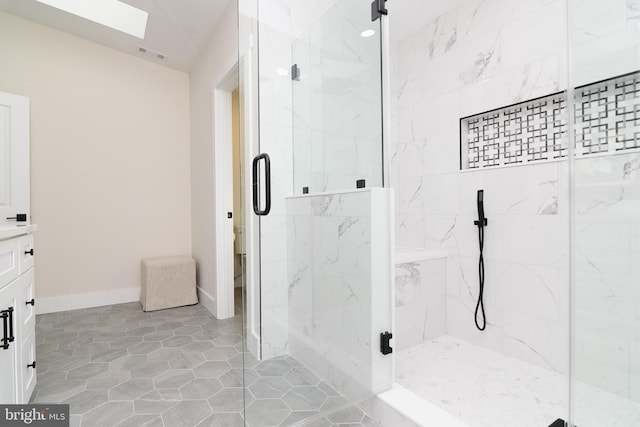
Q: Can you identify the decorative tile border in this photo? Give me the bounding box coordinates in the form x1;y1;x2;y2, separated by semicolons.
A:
460;70;640;169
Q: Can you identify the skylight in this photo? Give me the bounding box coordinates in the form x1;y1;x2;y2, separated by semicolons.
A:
36;0;148;39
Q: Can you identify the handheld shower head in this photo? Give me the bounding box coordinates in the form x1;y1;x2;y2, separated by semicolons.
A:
474;189;487;227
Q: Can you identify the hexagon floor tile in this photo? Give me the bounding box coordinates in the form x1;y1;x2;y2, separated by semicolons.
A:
31;292;381;427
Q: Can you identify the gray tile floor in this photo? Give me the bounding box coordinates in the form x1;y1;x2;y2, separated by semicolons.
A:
32;293;378;427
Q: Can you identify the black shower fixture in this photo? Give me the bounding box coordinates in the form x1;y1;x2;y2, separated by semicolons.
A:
474;189;487;331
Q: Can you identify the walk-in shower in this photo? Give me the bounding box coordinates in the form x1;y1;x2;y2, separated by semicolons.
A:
236;0;640;426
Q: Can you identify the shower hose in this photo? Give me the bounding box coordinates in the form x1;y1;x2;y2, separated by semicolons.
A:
475;223;486;331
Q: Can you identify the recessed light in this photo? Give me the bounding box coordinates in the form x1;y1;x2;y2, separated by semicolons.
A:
36;0;148;39
360;29;376;38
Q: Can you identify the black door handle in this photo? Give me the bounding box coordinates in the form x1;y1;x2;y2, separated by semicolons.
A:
1;310;9;350
26;299;35;306
252;153;271;216
7;307;14;343
27;361;36;369
25;249;34;256
1;307;13;350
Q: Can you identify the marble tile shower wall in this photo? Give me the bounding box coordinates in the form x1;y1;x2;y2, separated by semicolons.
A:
391;0;571;373
574;152;640;403
292;0;382;194
571;0;640;403
286;189;393;398
395;257;447;351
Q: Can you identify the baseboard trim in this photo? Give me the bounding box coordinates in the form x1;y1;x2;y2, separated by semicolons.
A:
36;287;141;315
197;286;217;318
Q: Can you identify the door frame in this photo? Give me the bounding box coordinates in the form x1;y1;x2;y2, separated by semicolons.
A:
211;53;261;361
212;60;238;320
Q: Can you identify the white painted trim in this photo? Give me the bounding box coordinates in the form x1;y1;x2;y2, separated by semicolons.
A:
212;56;239;320
196;285;217;317
36;287;140;315
213;88;235;320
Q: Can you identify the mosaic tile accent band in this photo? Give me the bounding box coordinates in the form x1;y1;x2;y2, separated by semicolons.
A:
460;70;640;169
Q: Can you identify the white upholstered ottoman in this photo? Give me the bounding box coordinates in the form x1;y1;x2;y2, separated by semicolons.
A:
140;256;198;311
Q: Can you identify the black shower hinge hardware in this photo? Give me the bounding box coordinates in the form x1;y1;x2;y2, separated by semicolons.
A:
6;213;27;222
291;64;300;81
549;418;576;427
380;331;393;355
371;0;388;22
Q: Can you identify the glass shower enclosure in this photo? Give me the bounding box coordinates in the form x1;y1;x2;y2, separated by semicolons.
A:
238;0;393;425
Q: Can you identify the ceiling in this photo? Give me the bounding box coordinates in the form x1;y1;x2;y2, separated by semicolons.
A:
0;0;233;72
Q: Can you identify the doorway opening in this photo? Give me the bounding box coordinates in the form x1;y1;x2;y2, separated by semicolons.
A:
231;87;245;314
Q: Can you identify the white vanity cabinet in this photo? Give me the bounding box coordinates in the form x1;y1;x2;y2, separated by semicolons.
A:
0;227;37;404
0;91;35;403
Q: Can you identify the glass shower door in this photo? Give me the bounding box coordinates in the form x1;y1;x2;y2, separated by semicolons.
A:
569;1;640;426
239;0;392;425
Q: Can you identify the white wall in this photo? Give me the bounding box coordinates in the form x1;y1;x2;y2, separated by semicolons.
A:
0;12;192;308
189;2;238;316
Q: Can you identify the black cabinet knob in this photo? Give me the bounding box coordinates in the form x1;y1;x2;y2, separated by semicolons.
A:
27;361;36;369
26;299;35;306
24;249;34;256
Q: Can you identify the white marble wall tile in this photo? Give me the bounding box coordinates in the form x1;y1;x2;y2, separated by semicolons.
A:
574;328;631;397
395;214;426;249
499;263;560;321
421;173;460;214
502;215;566;267
571;0;628;46
499;2;565;70
503;310;568;372
410;92;460;140
575;153;640;215
576;307;637;342
397;65;425;109
446;295;506;353
391;142;428;179
422;130;461;175
571;29;640;86
449;213;505;261
458;163;559;216
394;259;447;351
458;54;561;117
286;190;392;398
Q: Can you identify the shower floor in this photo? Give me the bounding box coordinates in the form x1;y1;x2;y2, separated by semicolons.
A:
395;335;640;427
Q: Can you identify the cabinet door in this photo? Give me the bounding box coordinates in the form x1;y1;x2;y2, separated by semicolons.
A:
0;280;18;403
18;234;34;275
0;238;19;291
19;331;36;404
0;92;30;227
17;269;35;342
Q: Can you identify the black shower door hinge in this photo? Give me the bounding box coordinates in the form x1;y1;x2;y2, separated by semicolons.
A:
371;0;388;22
380;331;393;355
549;418;575;427
291;64;300;81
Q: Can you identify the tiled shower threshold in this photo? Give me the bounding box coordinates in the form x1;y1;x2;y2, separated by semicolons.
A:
396;335;640;427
